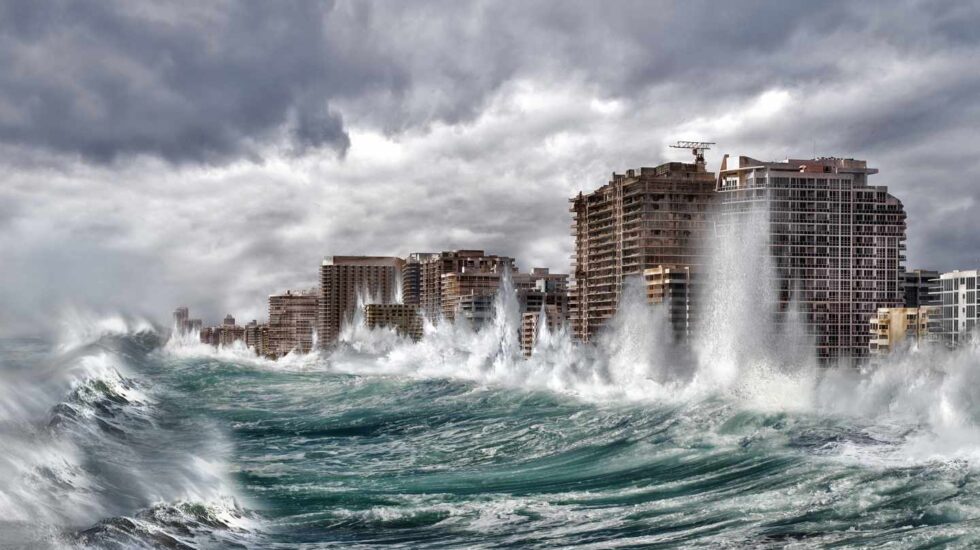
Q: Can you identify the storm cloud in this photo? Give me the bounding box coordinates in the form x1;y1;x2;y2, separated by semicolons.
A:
1;0;980;336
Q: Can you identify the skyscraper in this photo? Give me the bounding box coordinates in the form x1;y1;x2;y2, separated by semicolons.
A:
570;161;716;342
318;256;403;347
936;269;979;348
716;155;907;362
402;252;439;310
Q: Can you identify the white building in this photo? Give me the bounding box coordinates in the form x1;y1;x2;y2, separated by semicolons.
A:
936;270;980;347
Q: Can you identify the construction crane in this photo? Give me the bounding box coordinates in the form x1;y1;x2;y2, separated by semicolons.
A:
670;140;715;164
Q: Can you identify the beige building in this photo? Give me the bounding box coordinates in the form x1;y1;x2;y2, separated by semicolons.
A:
441;269;503;321
644;265;697;340
269;289;318;357
365;304;424;341
869;306;938;355
318;256;403;347
717;155;907;362
521;305;564;356
418;250;515;321
402;252;439;310
570;161;716;342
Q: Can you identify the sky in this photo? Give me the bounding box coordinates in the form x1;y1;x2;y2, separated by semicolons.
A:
2;0;979;337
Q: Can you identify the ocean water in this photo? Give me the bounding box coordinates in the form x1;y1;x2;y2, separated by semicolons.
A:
4;224;980;548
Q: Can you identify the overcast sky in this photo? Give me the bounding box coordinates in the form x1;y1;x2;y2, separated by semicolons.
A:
2;0;979;337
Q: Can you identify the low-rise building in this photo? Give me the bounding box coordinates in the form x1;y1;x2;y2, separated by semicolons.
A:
869;306;939;355
365;304;423;340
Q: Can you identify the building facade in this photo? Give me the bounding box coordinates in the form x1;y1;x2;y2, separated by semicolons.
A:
570;161;716;342
716;155;907;362
936;270;980;348
402;252;439;310
521;305;564;356
643;265;697;341
318;256;403;348
869;306;938;356
441;269;504;321
418;250;515;321
268;289;319;357
365;304;424;341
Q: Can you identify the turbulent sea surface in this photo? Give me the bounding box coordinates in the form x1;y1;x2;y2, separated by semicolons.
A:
5;295;980;549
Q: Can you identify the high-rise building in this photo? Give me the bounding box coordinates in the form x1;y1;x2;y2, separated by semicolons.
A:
365;304;424;341
643;265;697;340
904;269;940;308
570;161;716;342
244;320;270;356
223;314;236;326
936;270;980;348
419;250;516;321
869;306;939;356
402;252;439;310
318;256;403;347
268;289;318;357
716;155;907;362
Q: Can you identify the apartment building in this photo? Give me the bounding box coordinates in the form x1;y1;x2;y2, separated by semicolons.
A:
441;269;504;321
268;289;318;357
570;161;716;342
514;268;570;318
318;256;403;347
418;250;516;321
365;303;424;341
643;265;697;340
868;306;938;356
521;305;564;356
716;155;907;362
936;270;980;348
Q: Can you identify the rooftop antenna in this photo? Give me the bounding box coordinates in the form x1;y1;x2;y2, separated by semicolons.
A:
670;140;715;166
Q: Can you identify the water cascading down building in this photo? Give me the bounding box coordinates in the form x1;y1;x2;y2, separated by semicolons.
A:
716;155;907;363
569;152;716;342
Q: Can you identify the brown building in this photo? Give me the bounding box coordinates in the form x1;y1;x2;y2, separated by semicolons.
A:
643;265;697;340
318;256;403;348
514;268;570;320
244;320;271;357
570;161;716;342
441;268;506;322
521;305;564;356
402;252;439;310
268;289;318;357
716;155;907;362
365;304;424;341
419;250;516;321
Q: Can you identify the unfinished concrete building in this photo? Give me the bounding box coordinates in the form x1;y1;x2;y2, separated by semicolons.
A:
268;289;318;357
643;265;697;341
365;303;424;341
514;268;570;321
716;155;907;362
570;161;716;342
318;256;403;348
419;250;515;321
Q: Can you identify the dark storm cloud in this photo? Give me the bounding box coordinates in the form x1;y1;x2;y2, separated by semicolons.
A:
2;0;980;336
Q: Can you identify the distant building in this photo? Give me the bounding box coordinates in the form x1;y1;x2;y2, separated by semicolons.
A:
716;155;907;363
268;289;318;357
644;265;697;340
904;269;940;308
219;322;245;346
936;270;980;348
402;252;439;310
223;314;236;326
521;305;564;356
187;319;202;334
514;268;569;318
570;161;716;342
441;269;504;322
318;256;403;347
869;306;939;356
419;250;516;321
173;307;189;333
365;304;423;340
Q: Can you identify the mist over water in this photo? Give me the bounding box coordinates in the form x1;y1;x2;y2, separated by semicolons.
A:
4;220;980;547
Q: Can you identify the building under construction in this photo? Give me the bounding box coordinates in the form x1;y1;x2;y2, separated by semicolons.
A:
569;147;716;342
